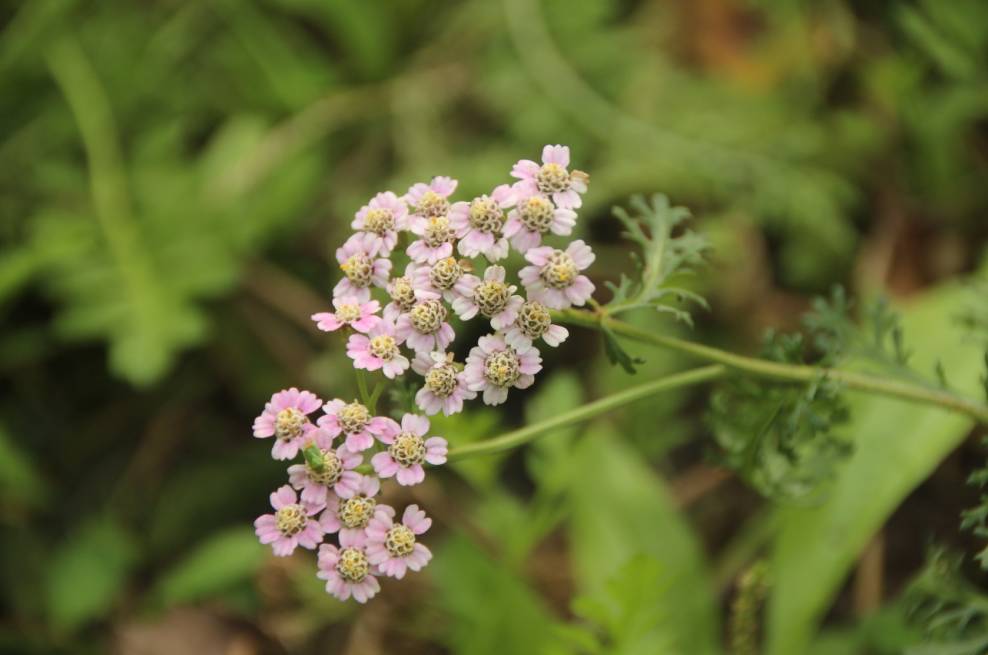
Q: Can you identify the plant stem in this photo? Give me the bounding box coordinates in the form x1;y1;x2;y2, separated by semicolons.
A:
356;369;372;407
555;309;988;424
447;365;725;461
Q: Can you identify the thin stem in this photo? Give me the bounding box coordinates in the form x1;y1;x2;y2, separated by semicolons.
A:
555;309;988;424
356;369;372;407
367;382;384;415
447;365;725;461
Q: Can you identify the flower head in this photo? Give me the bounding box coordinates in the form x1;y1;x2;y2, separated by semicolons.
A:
384;272;419;323
312;296;380;334
319;399;400;452
503;194;577;253
451;265;524;330
395;299;455;353
319;475;381;546
504;300;570;351
463;334;542;405
254;485;324;556
407;214;458;264
252;388;323;460
366;505;433;579
411;257;472;304
334;232;392;302
511;144;588;209
404;176;458;218
352;191;408;257
449;184;514;261
287;438;363;504
370;414;448;486
317;543;381;603
346;320;410;379
518;240;595;309
412;351;477;416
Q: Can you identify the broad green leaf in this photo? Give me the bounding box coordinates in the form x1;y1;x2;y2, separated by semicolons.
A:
568;427;721;655
46;517;137;632
152;527;266;607
767;282;986;654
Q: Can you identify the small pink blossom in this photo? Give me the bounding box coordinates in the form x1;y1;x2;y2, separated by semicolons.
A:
351;191;408;257
311;296;380;334
504;300;570;351
252;388;323;460
411;257;470;304
384;271;419;323
370;414;448;486
412;351;477;416
334;232;391;302
395;300;456;353
254;485;324;556
318;475;381;546
449;184;514;261
406;215;457;264
518;240;596;310
366;505;433;580
318;399;400;452
346;320;410;379
317;543;381;603
463;334;542;405
503;193;577;252
451;265;523;330
287;437;362;505
404;176;458;218
511;144;588;210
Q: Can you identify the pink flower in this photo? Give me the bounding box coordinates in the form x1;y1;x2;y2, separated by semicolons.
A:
504;300;570;351
511;144;588;209
411;257;470;304
317;543;381;603
351;191;408;257
334;232;391;302
254;485;324;556
412;351;477;416
346;320;410;379
318;399;400;452
451;265;523;330
518;240;596;310
318;475;381;546
503;193;577;253
449;184;514;261
404;176;458;218
252;388;323;460
395;299;455;353
366;505;433;580
463;334;542;405
406;215;457;264
384;272;418;323
370;414;448;486
287;438;363;505
311;296;380;334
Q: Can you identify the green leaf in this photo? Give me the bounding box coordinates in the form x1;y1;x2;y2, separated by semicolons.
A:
0;423;47;507
46;517;137;632
766;282;986;654
152;527;266;607
568;427;721;655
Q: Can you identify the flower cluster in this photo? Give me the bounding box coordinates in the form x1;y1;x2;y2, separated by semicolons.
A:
252;145;594;602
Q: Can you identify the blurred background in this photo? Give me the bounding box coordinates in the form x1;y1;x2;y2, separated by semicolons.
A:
1;0;988;653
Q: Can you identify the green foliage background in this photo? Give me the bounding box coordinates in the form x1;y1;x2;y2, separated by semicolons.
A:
1;0;987;653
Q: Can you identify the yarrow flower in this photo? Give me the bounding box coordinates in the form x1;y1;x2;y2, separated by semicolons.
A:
319;399;399;452
346;320;410;379
287;435;362;504
253;388;322;460
318;543;380;603
311;296;380;334
395;299;455;353
503;193;577;253
254;485;324;556
452;265;524;330
519;240;596;310
371;413;448;486
405;176;458;219
463;334;542;405
412;351;476;416
334;233;391;302
504;300;569;351
384;272;418;323
411;257;471;304
511;144;588;210
366;505;433;579
450;184;514;261
352;191;408;257
319;475;381;546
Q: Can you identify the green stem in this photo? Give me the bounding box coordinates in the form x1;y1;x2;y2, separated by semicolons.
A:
447;365;725;461
555;309;988;424
356;369;372;407
367;382;384;415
